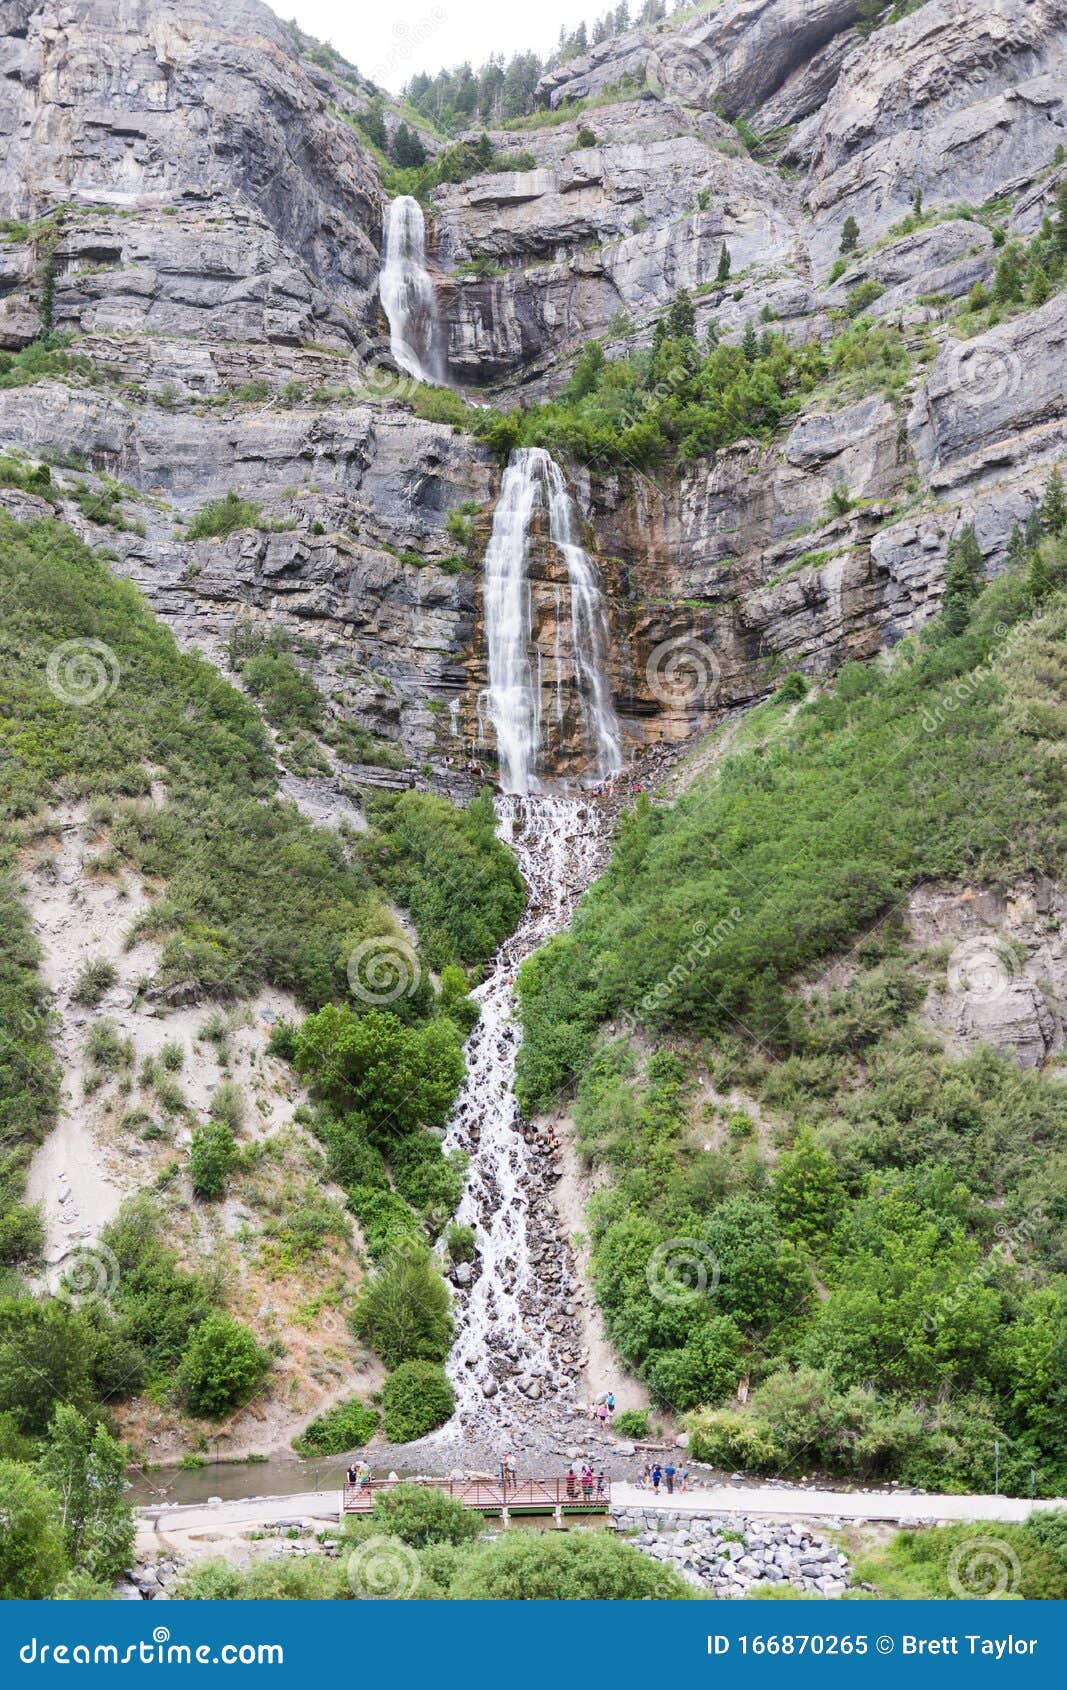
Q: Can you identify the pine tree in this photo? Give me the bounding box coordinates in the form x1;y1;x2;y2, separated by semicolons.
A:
716;241;731;283
741;321;759;363
993;244;1025;305
1028;260;1051;307
840;215;860;255
1055;175;1067;255
1042;468;1067;535
940;525;983;635
391;123;427;169
665;286;696;340
912;187;924;217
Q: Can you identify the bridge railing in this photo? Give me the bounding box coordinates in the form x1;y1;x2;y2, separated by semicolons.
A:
342;1476;611;1512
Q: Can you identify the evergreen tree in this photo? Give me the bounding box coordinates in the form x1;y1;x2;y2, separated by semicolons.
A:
359;99;387;154
840;215;860;255
940;525;983;635
1042;468;1067;536
1028;260;1051;307
391;122;427;169
1055;175;1067;255
716;241;732;283
912;187;923;217
741;321;759;363
993;244;1025;305
665;286;696;340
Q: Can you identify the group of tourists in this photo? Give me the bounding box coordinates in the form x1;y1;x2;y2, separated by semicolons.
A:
345;1460;371;1494
591;1390;616;1426
637;1458;687;1495
566;1464;607;1500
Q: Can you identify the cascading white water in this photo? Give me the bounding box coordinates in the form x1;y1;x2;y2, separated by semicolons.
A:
484;446;624;794
379;195;444;385
439;794;610;1436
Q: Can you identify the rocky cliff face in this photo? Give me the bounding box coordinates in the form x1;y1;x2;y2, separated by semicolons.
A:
0;0;1064;784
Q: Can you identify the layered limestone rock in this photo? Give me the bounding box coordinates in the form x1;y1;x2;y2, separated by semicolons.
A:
0;0;1064;787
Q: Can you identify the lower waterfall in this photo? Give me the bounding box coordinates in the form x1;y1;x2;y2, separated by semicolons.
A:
435;794;610;1441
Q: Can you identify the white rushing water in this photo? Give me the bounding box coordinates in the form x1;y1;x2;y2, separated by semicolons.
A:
484;446;624;794
439;794;610;1435
379;195;444;385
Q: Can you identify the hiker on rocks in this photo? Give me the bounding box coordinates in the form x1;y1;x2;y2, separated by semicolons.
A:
637;1459;652;1489
664;1460;676;1495
597;1399;609;1428
678;1466;689;1493
606;1391;615;1419
651;1462;663;1495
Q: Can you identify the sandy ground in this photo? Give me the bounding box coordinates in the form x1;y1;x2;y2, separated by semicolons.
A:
20;799;382;1460
548;1120;650;1419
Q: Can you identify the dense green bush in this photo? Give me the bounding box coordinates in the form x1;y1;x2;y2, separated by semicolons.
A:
176;1314;269;1419
357;1481;481;1547
292;1397;378;1456
0;1460;68;1597
188;1118;235;1199
856;1515;1067;1600
352;1248;453;1369
381;1360;455;1442
294;1006;465;1139
186;491;261;539
611;1408;649;1438
361;789;524;970
449;1529;698;1600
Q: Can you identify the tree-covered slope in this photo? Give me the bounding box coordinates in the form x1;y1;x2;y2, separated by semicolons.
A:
517;531;1067;1494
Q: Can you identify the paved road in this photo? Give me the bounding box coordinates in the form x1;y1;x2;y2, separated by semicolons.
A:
137;1483;1065;1535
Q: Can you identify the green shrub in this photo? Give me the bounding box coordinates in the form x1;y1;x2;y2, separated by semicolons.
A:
449;1530;698;1600
855;1517;1067;1600
70;958;117;1006
612;1408;649;1439
186;492;261;540
0;1460;68;1597
188;1119;235;1199
445;1223;476;1264
381;1359;455;1442
292;1397;378;1456
359;1481;481;1547
352;1248;453;1368
176;1314;268;1419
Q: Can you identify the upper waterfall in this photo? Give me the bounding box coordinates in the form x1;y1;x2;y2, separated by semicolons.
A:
484;446;624;794
379;195;444;386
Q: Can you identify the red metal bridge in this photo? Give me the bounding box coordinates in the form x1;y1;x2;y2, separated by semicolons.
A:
343;1475;611;1518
